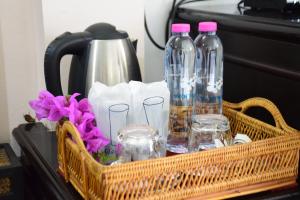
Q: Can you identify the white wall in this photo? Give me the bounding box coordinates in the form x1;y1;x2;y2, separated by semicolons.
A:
0;24;10;143
144;0;240;82
0;0;45;153
42;0;145;93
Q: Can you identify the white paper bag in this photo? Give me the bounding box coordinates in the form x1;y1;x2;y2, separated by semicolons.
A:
129;81;170;140
88;82;132;144
88;81;170;145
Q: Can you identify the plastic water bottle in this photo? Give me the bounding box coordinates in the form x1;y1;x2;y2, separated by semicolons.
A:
194;22;223;114
189;22;226;152
164;24;196;154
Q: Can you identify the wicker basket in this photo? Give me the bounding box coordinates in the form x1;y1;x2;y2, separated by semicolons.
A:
57;97;300;200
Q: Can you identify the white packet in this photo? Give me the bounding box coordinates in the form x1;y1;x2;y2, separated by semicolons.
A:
88;82;132;144
129;81;170;140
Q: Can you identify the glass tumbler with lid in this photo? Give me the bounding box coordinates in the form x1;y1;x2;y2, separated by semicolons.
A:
117;125;163;162
188;114;231;152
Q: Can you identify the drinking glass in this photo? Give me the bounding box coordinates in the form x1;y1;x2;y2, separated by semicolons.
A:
188;114;231;152
108;103;129;145
143;96;166;156
143;96;164;134
117;125;162;162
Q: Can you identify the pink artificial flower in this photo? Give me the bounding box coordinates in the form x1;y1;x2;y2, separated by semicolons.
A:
81;127;97;141
53;96;69;115
48;96;69;121
78;98;91;113
68;93;80;106
29;90;54;119
115;143;122;156
29;100;49;120
77;113;95;139
86;136;109;153
30;90;109;154
68;93;83;125
67;95;109;153
47;106;64;121
68;102;82;125
29;90;68;121
38;90;55;100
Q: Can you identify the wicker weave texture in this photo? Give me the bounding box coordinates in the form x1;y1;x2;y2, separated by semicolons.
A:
0;177;11;195
57;97;300;200
0;148;10;167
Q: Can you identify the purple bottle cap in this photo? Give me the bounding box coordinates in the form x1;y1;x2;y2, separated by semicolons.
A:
198;22;217;32
171;24;190;33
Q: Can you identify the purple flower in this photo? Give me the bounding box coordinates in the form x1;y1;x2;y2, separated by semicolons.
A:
38;90;55;100
30;90;109;155
77;113;95;139
86;136;109;153
66;94;109;153
67;93;89;125
29;90;53;120
48;96;69;121
29;100;48;120
53;96;69;115
29;90;68;121
68;101;82;125
68;93;80;106
78;98;91;113
115;143;122;156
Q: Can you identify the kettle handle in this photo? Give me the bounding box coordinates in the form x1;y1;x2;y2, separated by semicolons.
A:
44;32;92;96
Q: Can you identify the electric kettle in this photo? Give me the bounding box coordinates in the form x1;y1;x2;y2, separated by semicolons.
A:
44;23;141;98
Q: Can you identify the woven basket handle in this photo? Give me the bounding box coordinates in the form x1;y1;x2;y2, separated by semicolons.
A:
60;121;87;183
61;121;86;150
223;97;298;133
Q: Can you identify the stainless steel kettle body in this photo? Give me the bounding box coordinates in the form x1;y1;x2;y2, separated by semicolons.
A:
44;23;141;98
85;39;140;93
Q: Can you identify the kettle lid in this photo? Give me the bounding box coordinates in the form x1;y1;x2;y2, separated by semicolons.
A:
85;23;128;40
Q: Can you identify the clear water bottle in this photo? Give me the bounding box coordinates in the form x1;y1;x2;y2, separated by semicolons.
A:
164;24;196;154
194;22;223;114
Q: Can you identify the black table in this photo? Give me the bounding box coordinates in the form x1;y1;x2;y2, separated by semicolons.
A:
13;123;81;200
13;123;300;200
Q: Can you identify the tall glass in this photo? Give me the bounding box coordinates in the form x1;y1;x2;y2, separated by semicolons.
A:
108;103;129;145
143;96;164;133
143;96;166;156
188;114;231;152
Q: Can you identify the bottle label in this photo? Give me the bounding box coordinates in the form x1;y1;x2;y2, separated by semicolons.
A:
167;65;196;101
207;79;223;93
180;75;195;94
206;50;223;93
169;105;192;138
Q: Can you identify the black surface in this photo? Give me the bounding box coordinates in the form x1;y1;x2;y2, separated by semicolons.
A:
176;2;300;129
13;123;82;200
0;143;23;200
244;0;287;10
85;23;129;40
12;122;300;199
